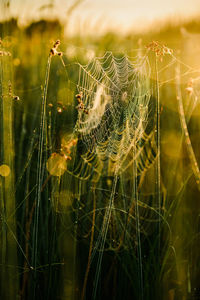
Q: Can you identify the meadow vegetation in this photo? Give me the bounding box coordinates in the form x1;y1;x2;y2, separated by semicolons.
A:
0;15;200;300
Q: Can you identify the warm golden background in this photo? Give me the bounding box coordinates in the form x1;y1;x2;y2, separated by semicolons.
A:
1;1;200;300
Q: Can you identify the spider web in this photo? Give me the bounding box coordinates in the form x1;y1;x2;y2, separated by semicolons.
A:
74;51;156;176
70;51;160;297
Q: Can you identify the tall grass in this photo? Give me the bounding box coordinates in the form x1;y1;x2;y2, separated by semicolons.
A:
0;39;19;300
0;17;200;300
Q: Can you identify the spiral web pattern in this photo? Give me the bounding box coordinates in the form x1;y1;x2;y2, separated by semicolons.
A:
74;52;156;176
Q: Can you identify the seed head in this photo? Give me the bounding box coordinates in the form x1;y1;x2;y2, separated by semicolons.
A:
50;40;62;57
185;78;194;95
13;95;20;101
146;41;173;58
50;48;56;56
76;93;83;102
57;107;63;113
53;40;60;49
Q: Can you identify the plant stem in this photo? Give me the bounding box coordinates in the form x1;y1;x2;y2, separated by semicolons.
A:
0;52;19;299
32;54;51;296
176;63;200;190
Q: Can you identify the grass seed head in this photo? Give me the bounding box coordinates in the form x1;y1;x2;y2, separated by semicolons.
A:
13;95;20;101
50;40;62;57
146;41;173;58
53;40;61;49
57;107;63;113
